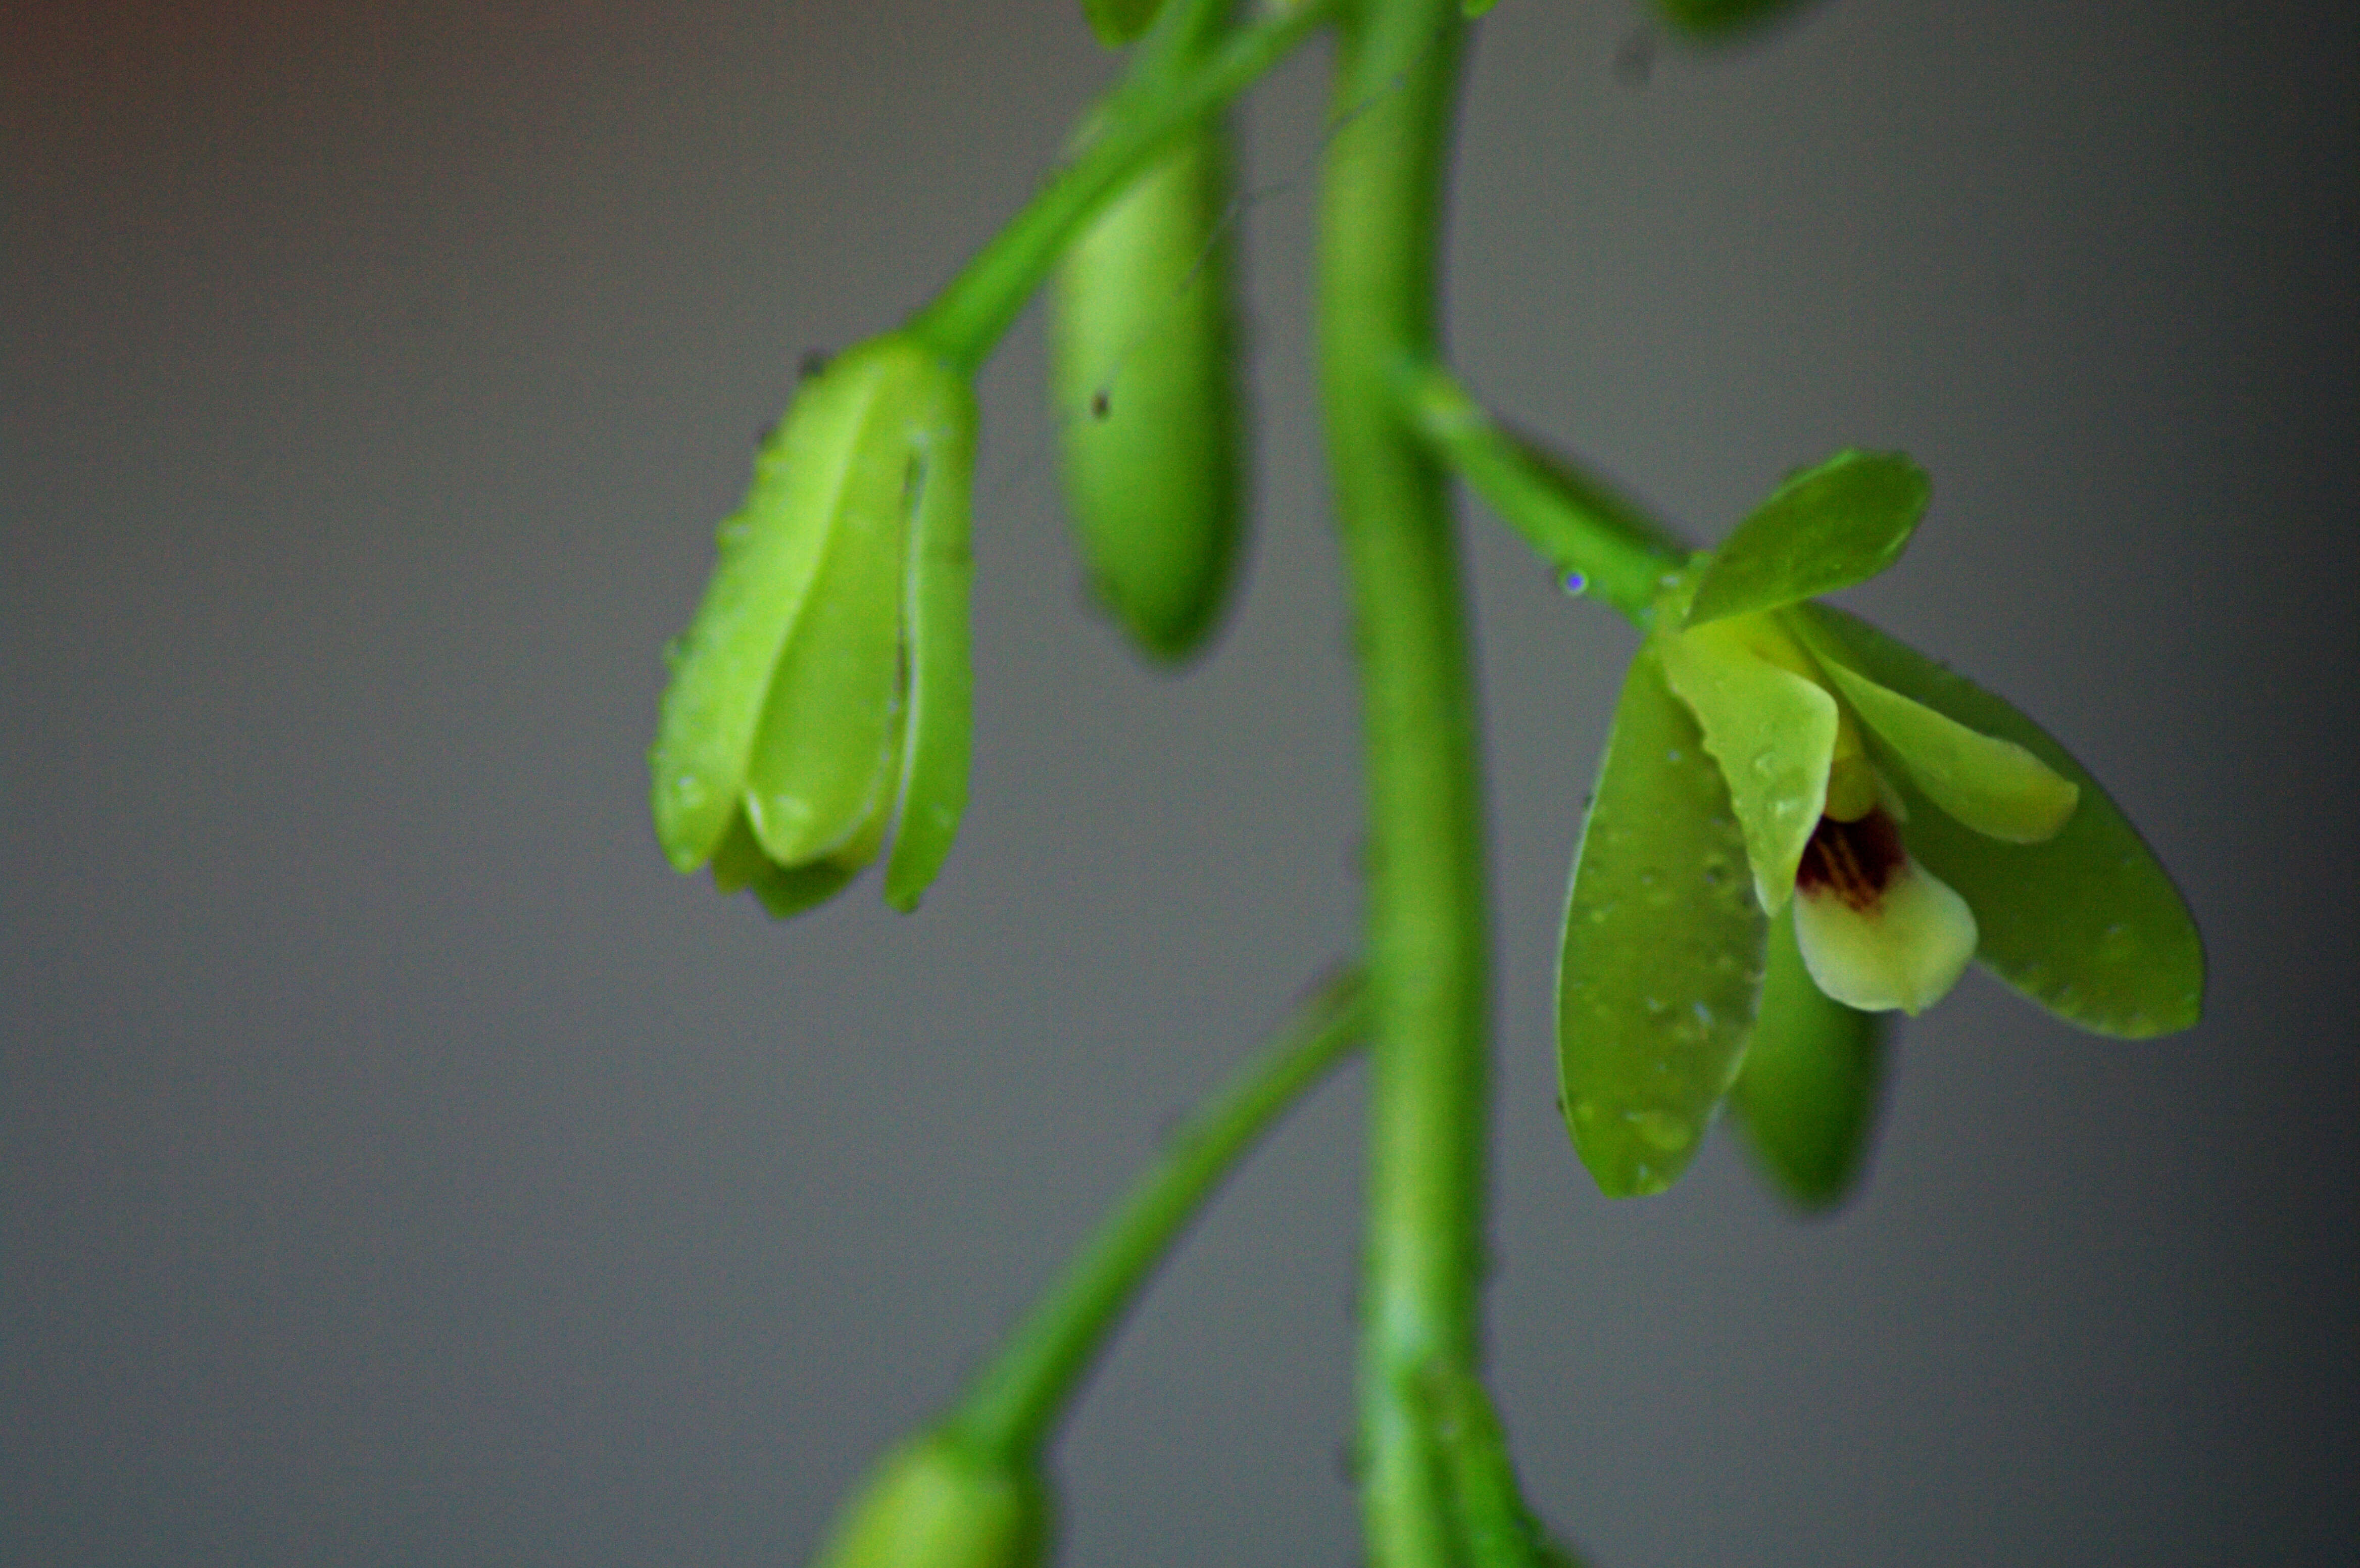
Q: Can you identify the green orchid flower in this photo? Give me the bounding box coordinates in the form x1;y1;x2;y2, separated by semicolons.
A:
1557;451;2204;1199
648;333;978;918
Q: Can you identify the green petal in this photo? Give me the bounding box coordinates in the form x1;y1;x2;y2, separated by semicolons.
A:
1727;904;1889;1213
1809;654;2079;843
1795;605;2204;1037
647;373;863;871
709;813;862;920
1684;451;1929;629
883;378;980;913
1656;617;1837;912
739;405;910;867
1557;647;1767;1199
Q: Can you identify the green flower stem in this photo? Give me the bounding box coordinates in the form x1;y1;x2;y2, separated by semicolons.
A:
903;0;1335;378
1314;4;1488;1564
947;966;1367;1459
1395;360;1688;623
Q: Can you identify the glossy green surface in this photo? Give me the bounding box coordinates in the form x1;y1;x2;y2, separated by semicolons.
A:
1558;646;1766;1197
738;406;909;865
1396;362;1686;622
886;391;980;911
1684;450;1927;629
1814;652;2079;844
648;342;921;872
1656;616;1837;913
1051;119;1246;661
647;334;978;916
1728;905;1888;1211
707;815;862;919
1799;605;2204;1037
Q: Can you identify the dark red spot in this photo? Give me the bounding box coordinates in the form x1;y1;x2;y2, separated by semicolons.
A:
1795;808;1906;912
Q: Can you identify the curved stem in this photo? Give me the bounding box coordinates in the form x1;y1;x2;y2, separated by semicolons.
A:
1395;359;1688;624
1315;4;1485;1564
904;0;1335;377
947;967;1367;1459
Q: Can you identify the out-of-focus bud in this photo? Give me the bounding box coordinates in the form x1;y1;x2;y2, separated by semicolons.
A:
1646;0;1820;40
1051;113;1248;663
1078;0;1170;48
812;1432;1051;1568
648;333;977;916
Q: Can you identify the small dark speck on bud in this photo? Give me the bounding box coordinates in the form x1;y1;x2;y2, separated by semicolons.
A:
1090;389;1112;420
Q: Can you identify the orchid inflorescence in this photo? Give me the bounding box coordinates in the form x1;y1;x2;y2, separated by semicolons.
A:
641;0;2203;1563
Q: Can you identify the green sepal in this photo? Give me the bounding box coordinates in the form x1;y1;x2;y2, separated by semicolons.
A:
1080;0;1168;48
1558;646;1767;1198
648;356;889;872
1655;615;1837;913
1726;903;1888;1212
1812;652;2079;844
1051;117;1246;662
884;386;980;911
1796;604;2204;1037
737;402;911;866
1684;450;1928;629
649;334;978;920
709;815;862;920
1648;0;1822;41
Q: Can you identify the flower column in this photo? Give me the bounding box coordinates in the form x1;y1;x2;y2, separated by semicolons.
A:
1316;3;1486;1564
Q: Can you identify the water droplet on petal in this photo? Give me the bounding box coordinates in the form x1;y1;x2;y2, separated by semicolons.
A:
1629;1110;1693;1155
1560;570;1589;597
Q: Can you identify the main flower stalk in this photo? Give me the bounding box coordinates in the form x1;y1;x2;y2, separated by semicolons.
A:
1316;3;1485;1563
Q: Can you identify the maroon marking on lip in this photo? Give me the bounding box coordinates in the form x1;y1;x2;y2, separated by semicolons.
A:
1795;808;1906;912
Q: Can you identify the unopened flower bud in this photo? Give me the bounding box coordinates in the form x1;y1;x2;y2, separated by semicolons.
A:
649;333;977;915
1051;114;1247;662
812;1433;1050;1568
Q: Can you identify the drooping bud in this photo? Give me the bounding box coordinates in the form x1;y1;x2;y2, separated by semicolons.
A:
1050;113;1248;662
812;1432;1050;1568
649;332;977;915
1726;905;1889;1212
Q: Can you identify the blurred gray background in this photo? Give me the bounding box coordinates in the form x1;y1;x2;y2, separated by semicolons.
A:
7;1;2355;1563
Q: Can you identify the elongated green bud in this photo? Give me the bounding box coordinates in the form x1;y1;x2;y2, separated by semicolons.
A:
648;332;977;916
1050;114;1247;663
812;1432;1051;1568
